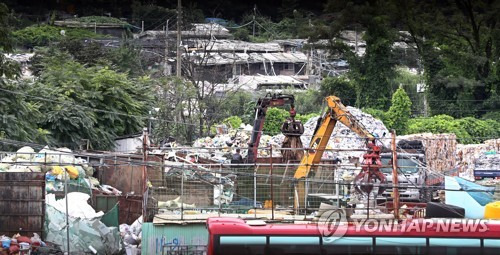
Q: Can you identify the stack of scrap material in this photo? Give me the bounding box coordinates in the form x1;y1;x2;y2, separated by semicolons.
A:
456;138;500;180
397;133;457;172
298;106;390;162
188;106;389;163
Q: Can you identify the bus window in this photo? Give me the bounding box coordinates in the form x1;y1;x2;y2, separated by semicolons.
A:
218;236;266;255
323;237;372;254
429;238;480;255
268;236;321;254
375;237;426;255
484;239;500;255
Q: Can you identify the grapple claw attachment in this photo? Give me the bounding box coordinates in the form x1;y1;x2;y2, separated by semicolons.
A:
353;142;387;196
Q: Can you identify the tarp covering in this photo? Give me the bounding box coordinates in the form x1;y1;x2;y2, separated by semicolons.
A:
454;177;495;206
44;192;120;254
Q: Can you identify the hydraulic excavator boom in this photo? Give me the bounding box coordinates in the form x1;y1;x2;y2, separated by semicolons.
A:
246;93;304;163
293;96;386;209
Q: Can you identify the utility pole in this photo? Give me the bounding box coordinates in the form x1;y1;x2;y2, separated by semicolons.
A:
391;129;400;220
176;0;182;77
252;5;256;37
164;19;170;76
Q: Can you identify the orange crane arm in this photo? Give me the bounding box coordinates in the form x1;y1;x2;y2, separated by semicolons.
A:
293;96;375;179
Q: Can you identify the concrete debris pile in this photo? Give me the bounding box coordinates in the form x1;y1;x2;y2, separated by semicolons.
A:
397;133;457;172
456;138;500;180
190;106;390;163
44;192;120;254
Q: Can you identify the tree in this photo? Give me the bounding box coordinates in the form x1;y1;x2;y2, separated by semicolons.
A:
30;50;153;149
181;38;239;138
386;87;412;134
399;0;500;117
319;0;398;109
152;77;198;144
0;3;48;145
320;76;356;106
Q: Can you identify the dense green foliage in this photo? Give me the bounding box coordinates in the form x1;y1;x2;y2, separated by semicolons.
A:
319;76;356;106
152;77;198;144
262;108;289;135
0;3;47;144
28;50;153;149
386;87;412;134
13;24;107;47
222;116;243;129
68;16;128;24
262;108;319;135
407;115;499;144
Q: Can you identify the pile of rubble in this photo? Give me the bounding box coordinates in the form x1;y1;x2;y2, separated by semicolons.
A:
189;106;390;163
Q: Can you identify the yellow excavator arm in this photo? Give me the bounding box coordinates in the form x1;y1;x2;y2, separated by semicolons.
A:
293;96;375;179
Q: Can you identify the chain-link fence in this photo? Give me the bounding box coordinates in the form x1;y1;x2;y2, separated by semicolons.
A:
145;147;405;220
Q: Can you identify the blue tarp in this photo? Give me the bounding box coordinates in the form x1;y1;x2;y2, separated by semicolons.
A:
454;177;495;206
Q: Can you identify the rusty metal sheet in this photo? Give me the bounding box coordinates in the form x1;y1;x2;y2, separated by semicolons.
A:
0;172;45;237
92;191;143;225
98;155;163;195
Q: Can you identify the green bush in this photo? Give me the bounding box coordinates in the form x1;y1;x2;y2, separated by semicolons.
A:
386;87;412;134
294;89;322;114
407;115;499;144
222;116;243;129
13;25;108;47
363;108;388;123
263;108;289;135
482;110;500;122
68;16;128;24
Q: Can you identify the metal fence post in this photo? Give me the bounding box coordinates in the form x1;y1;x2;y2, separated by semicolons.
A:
254;161;257;218
181;165;184;221
218;163;222;217
269;146;274;220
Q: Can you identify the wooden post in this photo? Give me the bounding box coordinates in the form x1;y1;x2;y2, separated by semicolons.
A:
391;129;400;220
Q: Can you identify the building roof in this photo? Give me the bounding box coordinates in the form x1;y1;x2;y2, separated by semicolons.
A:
136;23;231;39
184;52;307;65
237;75;307;91
187;39;282;52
